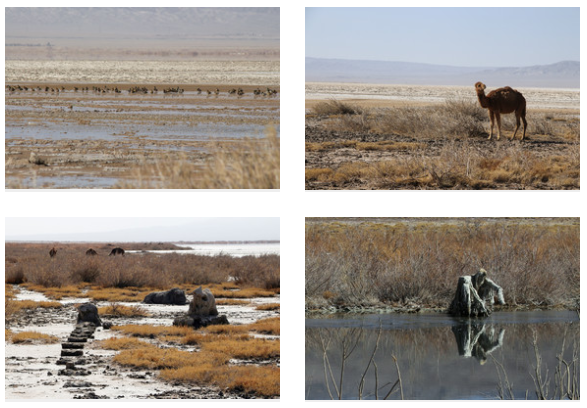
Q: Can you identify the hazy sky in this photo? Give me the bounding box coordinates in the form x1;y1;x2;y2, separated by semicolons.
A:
5;217;279;242
306;8;580;67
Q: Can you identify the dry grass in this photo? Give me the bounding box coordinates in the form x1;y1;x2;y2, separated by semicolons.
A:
10;300;63;311
246;317;280;335
98;303;150;317
255;303;280;311
160;365;280;398
112;324;194;339
306;219;579;309
213;287;277;299
201;338;280;360
306;100;580;190
113;347;230;369
9;331;60;344
99;337;155;350
216;299;250;306
87;288;154;302
21;284;84;300
115;127;279;189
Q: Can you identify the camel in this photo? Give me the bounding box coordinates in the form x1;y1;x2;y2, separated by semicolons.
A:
49;247;57;258
475;82;527;141
109;247;125;257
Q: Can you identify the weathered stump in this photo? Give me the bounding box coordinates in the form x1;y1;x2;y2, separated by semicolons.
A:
172;286;228;329
449;269;505;317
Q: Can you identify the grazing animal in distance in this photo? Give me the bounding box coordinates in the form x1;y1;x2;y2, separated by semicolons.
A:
475;82;527;141
85;248;98;256
109;247;125;256
49;247;57;258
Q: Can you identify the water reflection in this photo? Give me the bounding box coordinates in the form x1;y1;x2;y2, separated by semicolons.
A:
452;320;504;364
306;311;579;400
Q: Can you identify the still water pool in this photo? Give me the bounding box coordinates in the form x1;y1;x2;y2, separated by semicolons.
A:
306;311;579;400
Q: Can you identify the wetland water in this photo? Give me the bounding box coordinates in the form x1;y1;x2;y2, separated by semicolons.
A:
305;311;579;400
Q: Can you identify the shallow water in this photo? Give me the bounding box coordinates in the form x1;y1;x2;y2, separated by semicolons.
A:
132;242;280;257
305;311;579;400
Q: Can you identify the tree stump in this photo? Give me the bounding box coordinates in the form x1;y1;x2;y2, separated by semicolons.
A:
449;269;505;317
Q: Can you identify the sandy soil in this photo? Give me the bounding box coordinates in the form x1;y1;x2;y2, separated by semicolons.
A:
5;82;279;188
305;127;578;190
5;287;280;399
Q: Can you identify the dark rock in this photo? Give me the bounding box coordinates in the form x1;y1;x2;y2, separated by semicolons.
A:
63;381;93;387
76;303;102;326
173;314;229;329
143;288;187;305
59;368;91;376
68;337;88;343
62;342;85;349
61;350;84;357
102;321;113;330
74;392;108;399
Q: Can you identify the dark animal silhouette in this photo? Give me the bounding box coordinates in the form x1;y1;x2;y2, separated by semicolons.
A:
109;247;125;256
475;82;527;141
85;248;98;256
49;247;57;258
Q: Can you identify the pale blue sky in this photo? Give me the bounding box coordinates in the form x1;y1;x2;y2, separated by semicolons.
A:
5;218;280;242
306;8;580;67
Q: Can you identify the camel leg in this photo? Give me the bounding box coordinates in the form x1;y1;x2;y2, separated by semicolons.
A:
512;113;521;141
521;108;527;141
495;113;502;141
488;111;495;140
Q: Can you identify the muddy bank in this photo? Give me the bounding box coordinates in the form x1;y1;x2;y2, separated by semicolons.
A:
6;287;280;399
5;82;279;188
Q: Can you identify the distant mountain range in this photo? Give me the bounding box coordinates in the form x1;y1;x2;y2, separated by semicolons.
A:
306;58;579;88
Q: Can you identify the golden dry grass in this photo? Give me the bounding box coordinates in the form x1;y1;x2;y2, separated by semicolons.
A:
99;337;155;350
115;127;279;189
245;317;280;335
9;331;60;344
21;284;84;300
212;287;277;299
216;299;250;306
87;288;154;302
255;303;280;311
11;300;63;311
160;365;280;398
201;338;280;359
113;347;230;369
112;324;193;338
98;304;150;317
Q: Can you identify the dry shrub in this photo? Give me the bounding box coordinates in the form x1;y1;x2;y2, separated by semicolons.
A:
6;244;280;296
312;100;363;116
9;331;60;344
306;220;579;308
306;168;334;182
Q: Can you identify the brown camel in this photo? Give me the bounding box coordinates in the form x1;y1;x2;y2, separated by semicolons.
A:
475;82;527;141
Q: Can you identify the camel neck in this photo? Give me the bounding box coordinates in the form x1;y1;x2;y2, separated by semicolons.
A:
476;92;489;108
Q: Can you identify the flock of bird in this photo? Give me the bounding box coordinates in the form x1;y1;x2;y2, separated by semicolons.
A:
6;84;278;97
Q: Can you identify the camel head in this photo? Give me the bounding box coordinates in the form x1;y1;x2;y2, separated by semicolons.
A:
475;82;486;94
